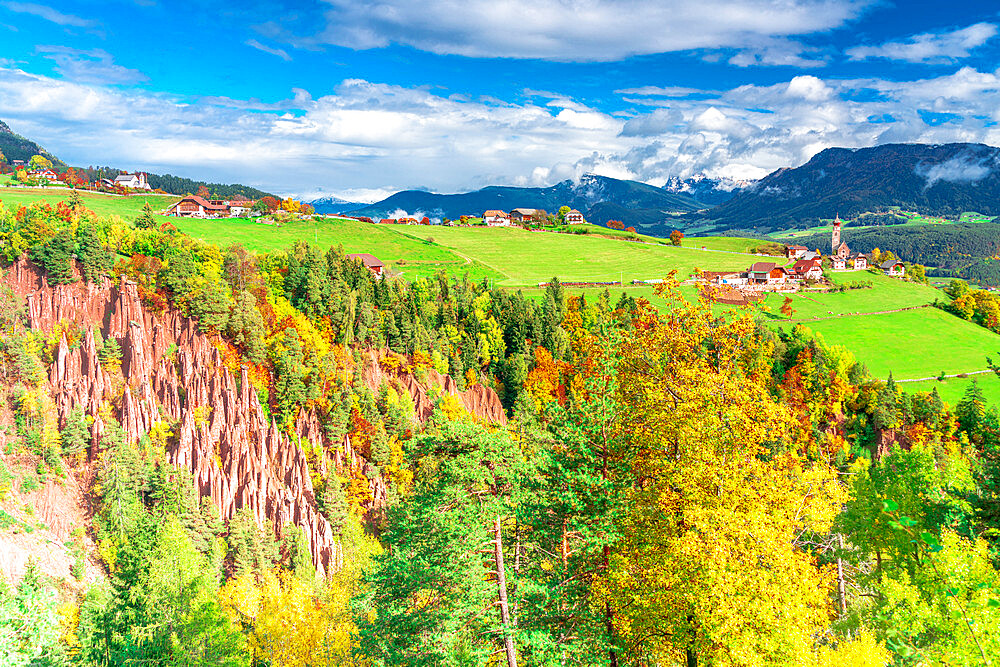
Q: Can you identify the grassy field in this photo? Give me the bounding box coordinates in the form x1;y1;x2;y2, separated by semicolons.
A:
175;217;503;282
759;271;940;321
903;373;1000;410
783;307;1000;381
0;186;176;219
394;225;760;287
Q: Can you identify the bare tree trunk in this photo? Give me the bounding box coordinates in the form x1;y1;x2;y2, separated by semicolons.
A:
494;515;518;667
836;533;847;615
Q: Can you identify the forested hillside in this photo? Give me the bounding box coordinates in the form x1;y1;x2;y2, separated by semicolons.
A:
701;143;1000;231
2;196;1000;665
78;166;275;199
0;119;65;166
783;222;1000;285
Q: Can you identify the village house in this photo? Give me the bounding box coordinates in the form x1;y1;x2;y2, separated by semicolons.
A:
483;210;510;226
792;258;823;280
565;209;585;224
27;168;59;181
881;259;905;277
786;245;808;259
832;257;846;271
509;208;537;223
164;195;230;218
228;198;255;217
11;159;25;170
347;253;385;278
748;261;774;284
114;172;151;190
850;253;868;270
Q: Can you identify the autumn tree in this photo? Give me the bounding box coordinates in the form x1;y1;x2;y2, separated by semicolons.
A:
29;154;53;170
606;220;624;230
670;229;684;246
196;185;212;199
601;283;845;666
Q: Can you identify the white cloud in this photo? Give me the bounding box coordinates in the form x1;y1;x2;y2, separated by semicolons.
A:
847;22;997;64
36;46;148;84
5;62;1000;198
264;0;872;62
726;37;827;68
2;2;94;27
245;39;292;61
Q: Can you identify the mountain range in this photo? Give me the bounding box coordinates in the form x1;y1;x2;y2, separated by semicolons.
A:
331;173;707;226
700;143;1000;232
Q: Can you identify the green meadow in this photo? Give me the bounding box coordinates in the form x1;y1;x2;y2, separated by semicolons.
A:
0;186;176;219
393;225;758;287
174;216;504;283
782;307;1000;381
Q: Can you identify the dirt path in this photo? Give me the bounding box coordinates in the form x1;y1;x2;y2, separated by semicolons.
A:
897;369;993;383
784;303;931;323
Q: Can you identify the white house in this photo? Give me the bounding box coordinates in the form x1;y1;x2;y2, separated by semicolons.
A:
114;172;151;190
483;210;510;226
565;209;585;224
881;260;905;277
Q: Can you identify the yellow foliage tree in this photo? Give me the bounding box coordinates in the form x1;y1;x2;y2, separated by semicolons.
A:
598;282;848;666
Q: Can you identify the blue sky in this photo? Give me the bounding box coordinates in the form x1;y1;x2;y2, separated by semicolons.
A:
1;1;1000;199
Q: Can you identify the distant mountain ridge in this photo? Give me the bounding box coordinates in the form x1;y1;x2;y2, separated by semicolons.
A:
307;196;371;215
0;120;65;166
338;174;705;226
662;174;752;205
701;142;1000;232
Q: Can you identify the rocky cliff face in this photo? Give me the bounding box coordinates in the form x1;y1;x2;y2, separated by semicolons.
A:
4;257;507;575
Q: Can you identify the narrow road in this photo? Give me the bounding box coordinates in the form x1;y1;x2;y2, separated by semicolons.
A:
897;369;993;383
784;303;932;323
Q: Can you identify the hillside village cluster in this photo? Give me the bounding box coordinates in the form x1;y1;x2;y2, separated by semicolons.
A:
700;218;905;302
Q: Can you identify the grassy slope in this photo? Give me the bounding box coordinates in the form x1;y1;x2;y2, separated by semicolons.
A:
174;217;503;283
0;187;176;219
904;374;1000;410
782;307;1000;380
760;271;940;320
393;226;758;287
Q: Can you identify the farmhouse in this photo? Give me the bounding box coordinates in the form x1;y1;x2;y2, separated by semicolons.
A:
509;208;537;223
483;210;510;226
850;254;868;270
28;169;58;181
832;257;846;271
165;195;230;218
792;258;823;280
347;253;385;278
379;219;395;224
565;209;585;224
881;259;904;277
786;245;808;259
114;172;151;190
747;262;784;284
228;198;255;217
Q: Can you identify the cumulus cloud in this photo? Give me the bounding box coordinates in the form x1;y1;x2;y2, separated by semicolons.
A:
847;22;997;64
35;46;148;84
2;2;95;27
262;0;872;62
5;61;1000;198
